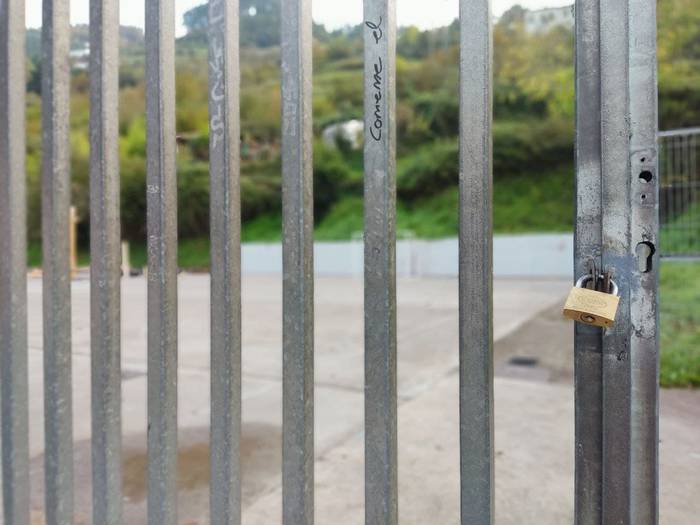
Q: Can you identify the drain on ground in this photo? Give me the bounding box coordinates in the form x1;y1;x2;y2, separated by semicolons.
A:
508;356;539;367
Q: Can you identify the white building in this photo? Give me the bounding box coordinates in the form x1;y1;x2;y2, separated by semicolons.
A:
70;43;90;70
524;6;574;34
322;119;364;151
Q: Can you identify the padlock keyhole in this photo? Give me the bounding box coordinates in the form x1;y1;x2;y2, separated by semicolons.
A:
635;241;655;273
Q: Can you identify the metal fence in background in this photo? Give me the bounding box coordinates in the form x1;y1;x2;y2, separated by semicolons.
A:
659;128;700;258
0;1;660;525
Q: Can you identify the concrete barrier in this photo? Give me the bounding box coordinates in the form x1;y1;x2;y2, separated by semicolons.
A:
242;233;574;278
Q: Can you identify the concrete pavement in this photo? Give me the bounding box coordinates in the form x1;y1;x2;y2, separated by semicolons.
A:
16;274;700;523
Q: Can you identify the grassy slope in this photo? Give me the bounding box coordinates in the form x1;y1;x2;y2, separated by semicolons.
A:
660;201;700;255
660;261;700;387
316;166;575;239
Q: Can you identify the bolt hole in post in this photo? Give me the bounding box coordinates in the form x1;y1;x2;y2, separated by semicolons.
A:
639;170;653;183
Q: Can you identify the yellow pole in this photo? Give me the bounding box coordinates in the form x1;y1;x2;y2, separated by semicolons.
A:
70;205;78;276
121;241;130;277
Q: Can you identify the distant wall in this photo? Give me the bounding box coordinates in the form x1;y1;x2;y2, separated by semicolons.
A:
242;234;574;278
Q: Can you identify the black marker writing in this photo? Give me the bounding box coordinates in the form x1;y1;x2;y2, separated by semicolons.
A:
365;17;383;44
366;17;384;142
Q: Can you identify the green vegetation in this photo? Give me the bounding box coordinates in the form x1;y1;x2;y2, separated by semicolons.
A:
20;2;700;386
20;0;700;252
660;262;700;388
660;202;700;255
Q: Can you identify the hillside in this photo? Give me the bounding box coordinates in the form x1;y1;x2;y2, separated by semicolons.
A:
21;0;700;251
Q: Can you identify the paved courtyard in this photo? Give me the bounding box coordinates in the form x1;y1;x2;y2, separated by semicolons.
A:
18;274;700;523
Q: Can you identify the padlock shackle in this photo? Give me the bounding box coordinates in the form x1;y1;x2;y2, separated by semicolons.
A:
575;274;619;296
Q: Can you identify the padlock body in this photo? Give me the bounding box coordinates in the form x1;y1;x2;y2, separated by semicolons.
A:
563;287;620;328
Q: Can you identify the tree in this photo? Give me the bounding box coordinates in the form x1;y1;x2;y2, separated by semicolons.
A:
183;4;208;34
183;0;282;48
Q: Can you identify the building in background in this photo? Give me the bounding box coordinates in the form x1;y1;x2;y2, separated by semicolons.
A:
524;6;574;34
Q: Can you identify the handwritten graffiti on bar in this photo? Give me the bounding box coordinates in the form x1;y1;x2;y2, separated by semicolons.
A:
209;0;225;151
366;17;384;142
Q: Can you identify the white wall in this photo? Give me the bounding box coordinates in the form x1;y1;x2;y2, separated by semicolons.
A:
242;234;574;278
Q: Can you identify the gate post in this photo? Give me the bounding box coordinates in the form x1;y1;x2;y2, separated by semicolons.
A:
627;0;659;521
574;0;659;523
0;1;30;523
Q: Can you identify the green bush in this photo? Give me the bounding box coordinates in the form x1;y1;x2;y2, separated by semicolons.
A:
493;119;573;176
396;119;575;201
411;91;459;139
397;140;459;200
313;142;362;220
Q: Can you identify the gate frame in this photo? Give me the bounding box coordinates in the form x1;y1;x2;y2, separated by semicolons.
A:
574;0;660;522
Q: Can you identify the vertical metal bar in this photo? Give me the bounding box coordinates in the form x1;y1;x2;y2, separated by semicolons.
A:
458;0;494;523
363;1;397;523
667;138;674;250
209;0;242;523
41;1;74;522
664;138;670;236
89;0;122;522
281;1;314;523
0;1;30;523
688;134;700;253
599;0;632;520
145;0;178;522
688;136;693;246
573;1;604;522
673;137;679;251
628;0;659;521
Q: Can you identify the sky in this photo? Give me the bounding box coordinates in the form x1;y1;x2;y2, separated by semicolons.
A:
25;0;572;36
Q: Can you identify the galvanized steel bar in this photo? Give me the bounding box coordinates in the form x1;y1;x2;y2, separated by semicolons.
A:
41;1;74;522
89;0;122;522
281;1;314;523
628;0;659;521
363;1;397;524
458;0;494;523
573;0;604;522
599;0;632;520
209;0;242;522
145;0;178;522
0;1;30;523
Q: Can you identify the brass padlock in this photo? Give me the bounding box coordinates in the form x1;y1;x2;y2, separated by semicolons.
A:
563;275;620;328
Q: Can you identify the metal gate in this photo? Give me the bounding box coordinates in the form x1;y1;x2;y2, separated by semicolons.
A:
0;0;659;524
658;127;700;258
